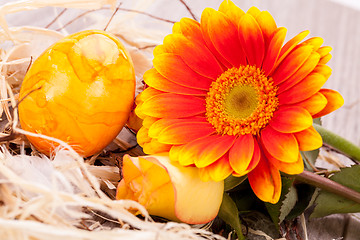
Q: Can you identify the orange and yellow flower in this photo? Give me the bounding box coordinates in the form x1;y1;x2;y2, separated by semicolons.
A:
116;154;224;224
135;0;344;203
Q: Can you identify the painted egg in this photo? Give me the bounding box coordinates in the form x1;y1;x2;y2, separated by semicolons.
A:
18;30;135;157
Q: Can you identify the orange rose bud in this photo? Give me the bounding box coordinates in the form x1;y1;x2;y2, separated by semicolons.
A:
116;154;224;224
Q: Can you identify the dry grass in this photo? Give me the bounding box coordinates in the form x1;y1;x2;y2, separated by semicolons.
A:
0;1;226;239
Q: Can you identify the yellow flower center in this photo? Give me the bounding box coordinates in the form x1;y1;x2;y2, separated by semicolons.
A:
205;65;279;136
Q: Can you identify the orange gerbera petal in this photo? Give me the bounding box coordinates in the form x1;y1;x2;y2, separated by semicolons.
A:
162;34;223;79
148;118;205;138
255;11;277;47
238;13;265;67
169;145;185;163
195;135;236;168
172;22;181;33
294;126;323;151
278;73;326;105
153;54;213;90
247;6;261;17
319;53;332;64
248;157;281;204
144;69;207;96
317;46;332;58
143;138;172;154
269;106;313;133
177;135;221;166
218;0;245;25
136;87;164;103
206;8;246;67
302;37;324;51
274;30;310;70
262;27;287;76
142;116;159;129
272;45;313;85
137;127;151;147
261;126;299;163
206;154;233;181
268;152;304;175
312;64;332;80
157;122;215;145
312;89;344;118
179;18;207;45
141;93;205;118
277;52;320;94
229;134;259;175
201;8;232;68
291;92;328;116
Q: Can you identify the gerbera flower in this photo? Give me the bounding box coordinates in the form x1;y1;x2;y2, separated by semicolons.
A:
135;0;344;203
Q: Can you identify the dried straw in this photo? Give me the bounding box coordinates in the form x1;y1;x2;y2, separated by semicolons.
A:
0;1;225;239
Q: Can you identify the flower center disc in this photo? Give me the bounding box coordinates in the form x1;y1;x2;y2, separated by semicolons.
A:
224;85;258;119
206;66;279;136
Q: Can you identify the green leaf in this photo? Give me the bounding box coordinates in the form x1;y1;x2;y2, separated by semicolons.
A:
230;188;260;212
265;176;295;226
218;193;245;240
285;183;316;220
311;165;360;218
224;175;247;191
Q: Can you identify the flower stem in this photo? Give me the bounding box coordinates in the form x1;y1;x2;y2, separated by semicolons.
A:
296;170;360;204
313;123;360;162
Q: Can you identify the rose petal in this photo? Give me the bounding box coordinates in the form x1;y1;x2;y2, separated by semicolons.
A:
154;155;224;224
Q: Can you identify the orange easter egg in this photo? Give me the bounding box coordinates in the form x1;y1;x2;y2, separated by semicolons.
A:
18;30;135;157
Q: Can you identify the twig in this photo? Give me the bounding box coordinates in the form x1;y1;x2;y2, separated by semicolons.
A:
178;0;198;21
296;170;360;204
104;2;122;31
45;8;67;28
55;9;98;31
117;7;176;24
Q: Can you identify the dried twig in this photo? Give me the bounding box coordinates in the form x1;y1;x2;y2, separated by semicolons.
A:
178;0;198;21
117;7;176;24
104;2;122;31
45;8;68;28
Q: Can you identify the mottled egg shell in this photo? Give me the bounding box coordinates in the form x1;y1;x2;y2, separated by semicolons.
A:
18;30;135;157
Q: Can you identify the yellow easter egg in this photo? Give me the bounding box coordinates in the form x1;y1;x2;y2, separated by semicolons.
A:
18;30;135;157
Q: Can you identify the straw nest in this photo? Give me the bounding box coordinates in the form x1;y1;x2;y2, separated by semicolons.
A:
0;0;228;239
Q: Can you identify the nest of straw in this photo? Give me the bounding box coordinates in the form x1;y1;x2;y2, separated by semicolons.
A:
0;1;228;239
